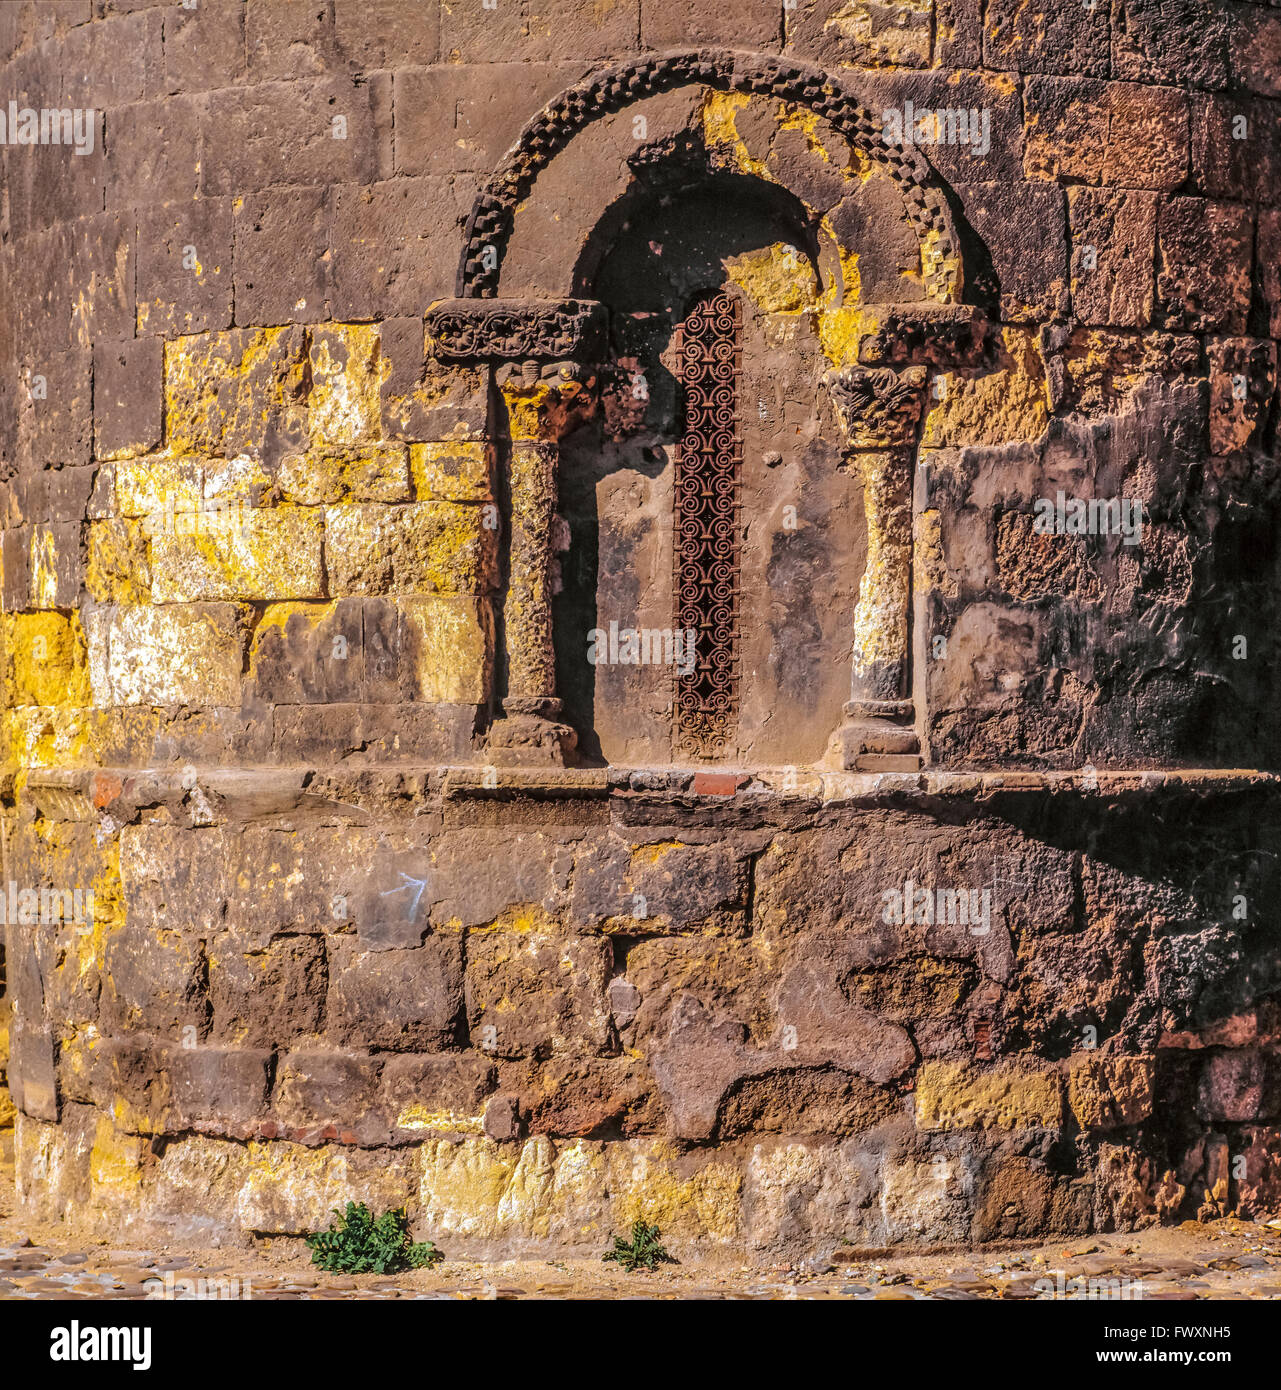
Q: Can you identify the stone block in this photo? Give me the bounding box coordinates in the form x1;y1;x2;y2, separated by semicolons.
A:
1068;187;1158;327
915;1061;1064;1130
382;1053;496;1134
396;595;493;704
93;337;163;460
170;1047;272;1131
410;441;493;502
147;506;325;603
328;937;464;1051
330;176;471;319
324;501;498;596
334;0;440;68
28;522;82;609
136;198;235;337
121;825;230;935
273;1049;386;1137
1067;1055;1155;1128
952;180;1067;323
209;935;329;1048
1024;77;1189;190
163;0;246;92
1111;0;1230;89
87;602;244;707
785;0;934;70
7;611;91;707
233;187;332;326
308;324;382;447
101;928;209;1039
464;932;613;1059
18;347;91;470
202;75;392;195
108;98;203;212
1260;210;1281;339
246;599;366;704
986;0;1109;75
278;445;411;505
165;327;309;462
1156;197;1253;333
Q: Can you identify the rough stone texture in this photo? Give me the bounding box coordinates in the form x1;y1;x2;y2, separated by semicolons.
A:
1;0;1278;1264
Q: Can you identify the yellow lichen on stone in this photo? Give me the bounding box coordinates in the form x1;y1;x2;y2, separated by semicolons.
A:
849;451;911;674
916;1061;1064;1131
309;325;382;448
914;506;959;598
397;595;492;704
165;328;308;456
410;441;493;502
724;242;817;315
279;445;411;505
7;611;91;707
922;328;1049;447
147;506;325;603
115;456;204;518
396;1105;486;1134
85;603;244;707
325;502;497;596
86;519;151;604
699;89;768;177
607;1143;742;1240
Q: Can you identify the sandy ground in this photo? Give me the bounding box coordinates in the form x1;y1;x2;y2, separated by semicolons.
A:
2;1161;1279;1300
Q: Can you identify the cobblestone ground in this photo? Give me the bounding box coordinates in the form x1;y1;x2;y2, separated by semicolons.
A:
2;1170;1279;1301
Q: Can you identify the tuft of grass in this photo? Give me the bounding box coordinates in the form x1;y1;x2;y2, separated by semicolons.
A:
304;1202;443;1275
602;1220;675;1273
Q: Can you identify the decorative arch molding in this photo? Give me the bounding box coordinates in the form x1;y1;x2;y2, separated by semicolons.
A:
455;48;965;305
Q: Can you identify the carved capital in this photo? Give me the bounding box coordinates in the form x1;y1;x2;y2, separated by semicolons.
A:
426;298;607;364
826;365;927;449
499;361;598;442
857;304;989;369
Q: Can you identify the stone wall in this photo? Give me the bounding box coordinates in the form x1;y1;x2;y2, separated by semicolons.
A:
0;0;1279;1257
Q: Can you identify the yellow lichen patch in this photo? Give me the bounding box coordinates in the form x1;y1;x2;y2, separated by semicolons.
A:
396;1104;485;1134
147;505;325;603
410;441;493;503
309;325;382;447
325;502;497;597
630;840;684;868
115;455;204;518
89;1112;147;1192
278;445;411;505
86;519;151;604
914;507;959;598
606;1142;742;1240
724;243;817;315
397;595;492;704
8;611;91;708
916;1061;1064;1131
164;327;308;456
699;89;768;177
4;707;90;770
816;300;879;369
454;904;560;935
922;328;1050;447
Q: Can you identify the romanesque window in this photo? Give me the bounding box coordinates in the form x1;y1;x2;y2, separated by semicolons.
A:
673;288;742;760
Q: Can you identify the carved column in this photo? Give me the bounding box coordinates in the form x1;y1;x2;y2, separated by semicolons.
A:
424;299;606;767
488;362;597;765
823;305;990;771
825;365;927;770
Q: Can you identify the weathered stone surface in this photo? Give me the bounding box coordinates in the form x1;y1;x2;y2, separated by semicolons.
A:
325;502;498;595
1024;78;1189;189
148;507;325;603
1068;187;1158;328
1155;197;1253;333
328;938;464;1051
465;932;613;1059
916;1062;1064;1131
85;604;244;707
1068;1056;1155;1129
93;338;163;461
1207;337;1278;455
209;936;328;1048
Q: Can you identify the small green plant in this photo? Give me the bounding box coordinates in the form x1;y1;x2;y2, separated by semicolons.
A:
305;1202;443;1275
602;1220;675;1273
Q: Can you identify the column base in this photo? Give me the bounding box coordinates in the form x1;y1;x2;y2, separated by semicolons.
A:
826;699;921;772
485;697;578;767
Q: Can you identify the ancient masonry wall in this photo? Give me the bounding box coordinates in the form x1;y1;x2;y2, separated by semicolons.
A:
0;0;1278;1259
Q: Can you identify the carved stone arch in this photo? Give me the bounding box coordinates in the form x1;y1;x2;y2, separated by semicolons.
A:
456;48;965;305
429;51;994;771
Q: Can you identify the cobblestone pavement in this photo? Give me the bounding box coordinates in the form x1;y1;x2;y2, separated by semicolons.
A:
2;1174;1279;1300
